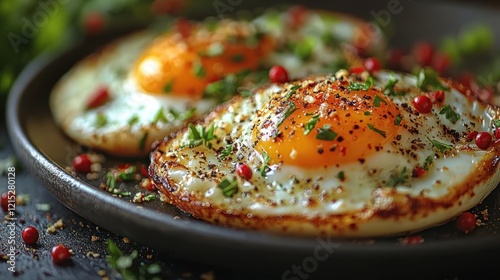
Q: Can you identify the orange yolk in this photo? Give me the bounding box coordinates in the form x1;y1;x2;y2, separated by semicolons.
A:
132;20;275;98
253;86;401;168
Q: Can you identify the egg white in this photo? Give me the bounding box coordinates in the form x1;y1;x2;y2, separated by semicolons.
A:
150;70;500;237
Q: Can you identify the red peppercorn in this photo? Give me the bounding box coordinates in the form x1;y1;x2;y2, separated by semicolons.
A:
84;12;105;35
363;57;382;73
495;128;500;140
349;66;365;74
413;41;434;67
412;167;425;178
455;211;477;233
466;131;478;142
86;86;109;109
72;154;93;174
22;226;39;245
1;192;9;212
269;65;289;83
236;163;253;181
430;90;445;104
140;165;150;177
475;132;492;150
51;244;72;265
431;52;451;74
286;5;308;29
412;95;433;114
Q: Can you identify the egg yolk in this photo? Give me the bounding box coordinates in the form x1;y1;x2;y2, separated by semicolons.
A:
132;19;275;98
253;83;401;168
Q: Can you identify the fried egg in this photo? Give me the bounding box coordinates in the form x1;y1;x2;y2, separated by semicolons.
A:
49;6;384;157
149;68;500;237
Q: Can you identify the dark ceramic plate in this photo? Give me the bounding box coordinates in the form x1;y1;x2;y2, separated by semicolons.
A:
7;0;500;278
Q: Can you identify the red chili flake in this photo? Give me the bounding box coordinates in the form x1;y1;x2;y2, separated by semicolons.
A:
22;226;39;245
269;65;289;83
412;95;433;114
175;18;192;38
400;235;424;245
430;90;445;104
455;211;477;233
363;57;382;73
140;165;150;177
475;132;492;150
286;5;308;29
349;66;365;74
1;193;8;212
412;167;425;178
117;163;132;170
236;163;253;181
466;131;478;142
412;41;434;67
72;154;93;174
86;86;109;109
84;12;105;35
52;244;72;265
431;52;451;73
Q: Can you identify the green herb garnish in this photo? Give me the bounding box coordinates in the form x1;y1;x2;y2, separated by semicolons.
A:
337;171;345;180
387;167;409;187
493;119;500;128
219;144;233;158
186;124;216;148
348;76;373;91
106;239;161;280
96;114;108;128
139;132;148;151
304;114;320;135
169;108;196;121
394;115;403;126
417;67;448;91
127;115;139;126
260;151;270;176
423;156;434;171
373;95;387;107
152;108;167;123
316;124;338;141
277;102;297;127
364;111;372;116
428;137;453;153
367;123;387;138
193;61;206;78
383;75;403;96
293;36;315;61
105;172;116;192
117;166;136;181
217;178;238;197
163;80;174;93
286;85;301;99
439;105;460;123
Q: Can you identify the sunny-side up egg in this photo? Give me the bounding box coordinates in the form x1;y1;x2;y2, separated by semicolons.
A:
49;6;384;158
149;68;500;237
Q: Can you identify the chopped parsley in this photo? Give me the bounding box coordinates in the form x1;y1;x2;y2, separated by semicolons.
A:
117;166;136;181
316;124;338;141
193;61;206;78
394;115;403;126
493;119;500;128
277;102;297;127
219;144;233;159
105;172;116;192
439;105;460;123
260;151;270;176
423;156;434;171
304;114;320;135
218;178;238;197
416;67;448;91
337;171;345;181
96;114;108;128
186;124;216;148
139;132;148;151
347;76;373;91
428;137;453;153
106;239;161;279
169;108;196;121
364;111;372;116
367;123;387;138
383;75;405;96
373;95;387;107
152;108;167;123
127;115;139;126
163;80;174;93
286;85;301;99
292;36;315;61
387;167;409;187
